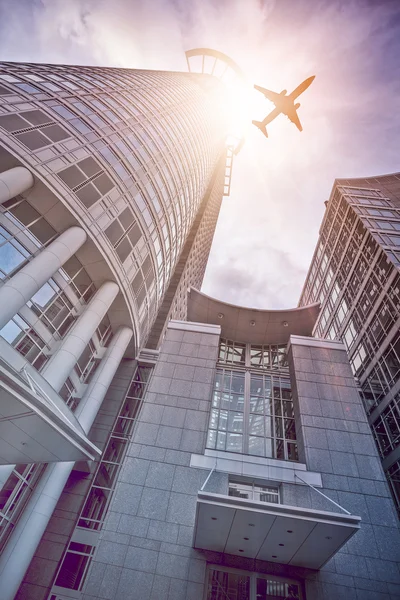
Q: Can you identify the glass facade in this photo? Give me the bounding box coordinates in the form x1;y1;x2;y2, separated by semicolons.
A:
299;173;400;514
0;54;234;597
0;61;229;342
206;339;298;461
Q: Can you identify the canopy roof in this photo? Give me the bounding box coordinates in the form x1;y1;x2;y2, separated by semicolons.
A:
187;288;320;345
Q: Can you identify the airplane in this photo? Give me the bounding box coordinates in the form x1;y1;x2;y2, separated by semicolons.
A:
252;75;315;138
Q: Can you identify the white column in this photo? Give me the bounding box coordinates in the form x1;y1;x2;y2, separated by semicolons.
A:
75;326;133;430
0;326;133;600
0;226;87;330
0;167;34;205
41;281;119;393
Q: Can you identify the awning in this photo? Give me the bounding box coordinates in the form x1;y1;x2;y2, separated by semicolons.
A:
194;492;361;570
0;359;100;464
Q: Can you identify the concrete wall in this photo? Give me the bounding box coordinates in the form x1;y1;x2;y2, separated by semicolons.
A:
82;321;226;600
287;336;400;600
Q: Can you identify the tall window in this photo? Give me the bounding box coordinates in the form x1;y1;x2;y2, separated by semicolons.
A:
51;364;153;595
206;339;298;462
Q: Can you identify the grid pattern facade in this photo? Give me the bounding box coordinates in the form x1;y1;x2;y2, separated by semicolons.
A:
206;339;298;461
0;61;228;342
168;162;225;321
299;173;400;514
0;58;232;599
0;194;112;402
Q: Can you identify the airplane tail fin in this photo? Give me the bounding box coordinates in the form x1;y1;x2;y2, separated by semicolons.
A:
252;120;268;138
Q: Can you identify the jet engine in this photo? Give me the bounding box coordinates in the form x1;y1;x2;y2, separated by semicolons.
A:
280;89;287;95
294;102;300;109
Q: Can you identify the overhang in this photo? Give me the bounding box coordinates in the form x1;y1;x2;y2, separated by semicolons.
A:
187;288;320;345
0;359;101;464
194;492;360;570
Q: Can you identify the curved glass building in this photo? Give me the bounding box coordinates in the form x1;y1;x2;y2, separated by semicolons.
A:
0;50;241;599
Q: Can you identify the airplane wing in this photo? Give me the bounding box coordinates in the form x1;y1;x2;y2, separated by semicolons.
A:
286;106;303;131
260;107;281;127
288;76;315;100
254;84;283;105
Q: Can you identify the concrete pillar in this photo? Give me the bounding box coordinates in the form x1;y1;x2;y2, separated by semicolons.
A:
0;326;133;600
0;167;34;204
0;226;87;330
41;281;119;393
75;326;133;430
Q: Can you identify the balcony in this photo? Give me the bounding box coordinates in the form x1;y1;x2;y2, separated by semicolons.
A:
0;352;100;464
194;491;361;570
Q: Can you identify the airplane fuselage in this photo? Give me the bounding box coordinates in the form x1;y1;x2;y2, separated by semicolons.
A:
276;95;294;115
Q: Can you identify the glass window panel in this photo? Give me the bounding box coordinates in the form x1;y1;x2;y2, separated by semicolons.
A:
229;482;252;499
284;419;296;440
0;320;23;344
282;400;294;418
218;410;228;431
226;432;242;452
0;242;26;274
276;439;285;460
207;430;217;449
287;442;299;462
275;418;284;438
256;577;300;600
274;398;282;416
216;431;226;451
250;396;267;414
227;412;243;433
222;374;231;393
207;569;250;600
231;375;245;394
31;282;56;307
248;436;264;456
209;409;219;429
212;391;220;408
250;376;263;397
248;414;264;436
264;377;272;397
250;345;262;367
256;486;280;504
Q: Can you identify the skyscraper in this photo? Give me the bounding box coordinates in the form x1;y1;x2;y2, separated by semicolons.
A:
299;172;400;513
1;51;399;600
0;49;239;598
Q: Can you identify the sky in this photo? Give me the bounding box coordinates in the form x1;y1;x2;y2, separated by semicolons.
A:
1;0;400;309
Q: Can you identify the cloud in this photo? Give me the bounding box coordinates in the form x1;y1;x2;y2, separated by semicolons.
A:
0;0;399;310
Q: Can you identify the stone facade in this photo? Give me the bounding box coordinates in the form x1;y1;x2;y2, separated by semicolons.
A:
83;322;226;600
287;336;400;600
82;325;400;600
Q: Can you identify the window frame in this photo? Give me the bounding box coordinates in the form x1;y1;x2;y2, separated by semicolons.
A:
203;564;304;600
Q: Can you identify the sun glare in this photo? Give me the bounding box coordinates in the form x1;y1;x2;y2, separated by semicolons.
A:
216;78;268;144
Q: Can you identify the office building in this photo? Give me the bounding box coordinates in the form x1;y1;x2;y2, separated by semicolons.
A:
79;290;400;600
299;172;400;515
0;50;399;600
0;49;239;598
